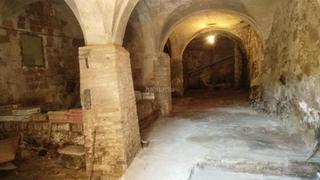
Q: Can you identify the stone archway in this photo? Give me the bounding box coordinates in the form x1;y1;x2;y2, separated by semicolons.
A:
74;1;142;179
181;30;250;92
161;10;263;99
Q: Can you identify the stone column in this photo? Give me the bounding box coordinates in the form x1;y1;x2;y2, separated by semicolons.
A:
171;58;184;97
79;45;141;179
155;52;172;116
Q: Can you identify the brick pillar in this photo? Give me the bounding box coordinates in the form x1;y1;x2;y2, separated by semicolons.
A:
155;52;172;116
171;58;184;97
79;45;141;179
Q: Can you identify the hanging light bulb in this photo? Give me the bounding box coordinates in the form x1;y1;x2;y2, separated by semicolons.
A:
206;35;216;45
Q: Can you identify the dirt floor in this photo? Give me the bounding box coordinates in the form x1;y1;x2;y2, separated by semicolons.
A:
122;89;320;180
0;150;87;180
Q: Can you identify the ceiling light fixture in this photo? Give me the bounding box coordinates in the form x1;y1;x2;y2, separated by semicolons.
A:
206;35;216;45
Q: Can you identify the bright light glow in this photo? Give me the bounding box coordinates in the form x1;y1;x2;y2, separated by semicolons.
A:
206;35;216;45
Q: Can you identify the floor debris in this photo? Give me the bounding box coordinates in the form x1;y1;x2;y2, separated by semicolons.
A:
58;145;85;170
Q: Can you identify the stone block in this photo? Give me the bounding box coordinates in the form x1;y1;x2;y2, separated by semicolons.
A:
79;45;141;179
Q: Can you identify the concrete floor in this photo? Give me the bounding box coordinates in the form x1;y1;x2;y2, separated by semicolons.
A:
122;90;320;180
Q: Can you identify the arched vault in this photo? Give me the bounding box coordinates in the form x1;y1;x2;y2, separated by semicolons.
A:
0;0;139;45
165;10;261;60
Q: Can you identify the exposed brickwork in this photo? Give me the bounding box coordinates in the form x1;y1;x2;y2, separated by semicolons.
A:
0;122;84;146
0;1;84;110
79;45;141;179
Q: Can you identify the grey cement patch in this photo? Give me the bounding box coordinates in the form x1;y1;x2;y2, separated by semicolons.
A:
187;134;215;143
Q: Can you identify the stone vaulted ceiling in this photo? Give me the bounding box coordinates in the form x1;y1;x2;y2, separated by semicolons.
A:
129;0;281;52
0;0;281;45
0;0;139;45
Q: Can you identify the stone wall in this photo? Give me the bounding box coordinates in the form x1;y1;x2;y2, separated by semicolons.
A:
235;25;263;101
0;122;84;146
183;35;236;90
0;1;84;110
261;0;320;145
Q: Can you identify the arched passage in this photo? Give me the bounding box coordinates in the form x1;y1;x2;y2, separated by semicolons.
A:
160;9;262;52
182;31;250;93
121;1;320;179
162;10;264;99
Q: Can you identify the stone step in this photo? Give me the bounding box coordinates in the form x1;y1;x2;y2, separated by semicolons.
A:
189;166;306;180
198;158;320;179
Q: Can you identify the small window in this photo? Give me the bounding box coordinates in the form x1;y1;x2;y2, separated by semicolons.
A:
20;33;45;67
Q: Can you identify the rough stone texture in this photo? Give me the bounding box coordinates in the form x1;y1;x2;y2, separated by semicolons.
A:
79;45;141;179
261;0;320;146
235;25;263;101
183;34;236;90
0;122;84;146
0;0;83;110
155;53;172;116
